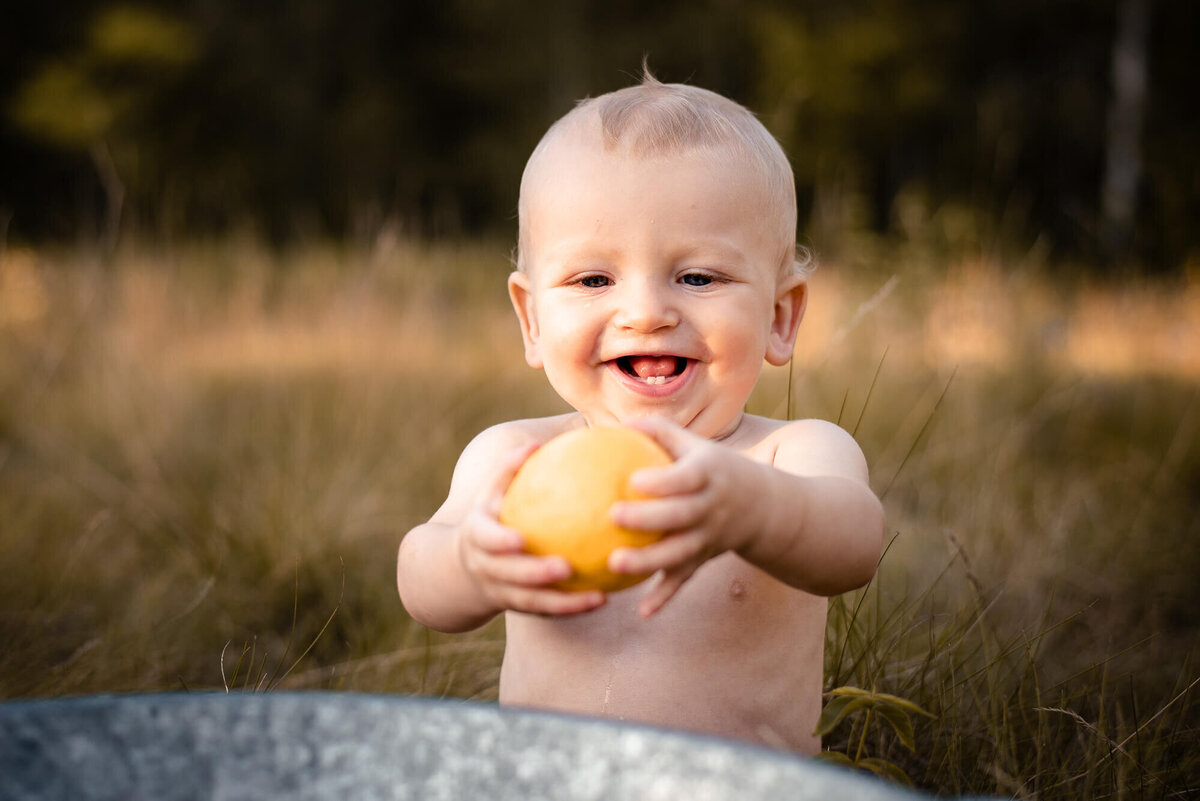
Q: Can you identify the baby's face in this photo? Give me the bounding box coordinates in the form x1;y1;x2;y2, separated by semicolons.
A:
510;135;805;439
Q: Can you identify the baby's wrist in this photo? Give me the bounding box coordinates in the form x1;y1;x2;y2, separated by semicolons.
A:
733;461;795;558
454;526;504;619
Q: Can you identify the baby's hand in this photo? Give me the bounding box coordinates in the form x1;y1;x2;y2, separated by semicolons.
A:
608;417;768;618
456;443;607;617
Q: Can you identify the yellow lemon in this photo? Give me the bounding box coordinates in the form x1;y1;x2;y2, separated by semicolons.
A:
500;426;672;593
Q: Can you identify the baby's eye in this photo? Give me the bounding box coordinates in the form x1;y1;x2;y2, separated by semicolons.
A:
680;272;714;287
577;274;612;289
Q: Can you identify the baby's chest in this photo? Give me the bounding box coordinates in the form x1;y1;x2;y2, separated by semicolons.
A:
656;557;815;644
509;556;824;664
540;558;813;665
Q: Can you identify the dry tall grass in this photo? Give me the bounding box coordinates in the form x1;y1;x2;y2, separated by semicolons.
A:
1;238;1196;797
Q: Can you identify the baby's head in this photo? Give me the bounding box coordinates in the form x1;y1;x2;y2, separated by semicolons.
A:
516;71;805;279
509;71;810;436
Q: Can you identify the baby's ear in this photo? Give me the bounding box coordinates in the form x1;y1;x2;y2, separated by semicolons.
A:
507;270;544;368
765;272;807;366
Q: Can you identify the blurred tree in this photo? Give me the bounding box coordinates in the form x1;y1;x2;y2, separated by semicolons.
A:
1;0;103;242
1139;0;1199;269
0;0;1195;269
9;4;197;252
750;0;959;250
1101;0;1149;261
959;0;1119;263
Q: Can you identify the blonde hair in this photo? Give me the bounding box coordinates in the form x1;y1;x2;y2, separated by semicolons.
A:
517;70;810;275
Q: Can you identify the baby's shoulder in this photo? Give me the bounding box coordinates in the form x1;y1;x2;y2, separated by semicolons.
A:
436;414;585;520
741;415;869;481
462;413;583;461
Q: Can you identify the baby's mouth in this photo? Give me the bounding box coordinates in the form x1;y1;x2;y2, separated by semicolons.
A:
616;355;689;386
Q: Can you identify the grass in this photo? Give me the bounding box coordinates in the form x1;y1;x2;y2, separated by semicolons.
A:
1;236;1197;797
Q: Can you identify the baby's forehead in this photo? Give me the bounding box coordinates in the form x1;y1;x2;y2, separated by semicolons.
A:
539;107;750;161
525;123;769;201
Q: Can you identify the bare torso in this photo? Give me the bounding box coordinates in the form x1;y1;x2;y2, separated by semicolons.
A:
496;413;828;754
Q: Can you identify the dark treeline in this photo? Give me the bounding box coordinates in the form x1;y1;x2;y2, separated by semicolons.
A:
1;0;1195;270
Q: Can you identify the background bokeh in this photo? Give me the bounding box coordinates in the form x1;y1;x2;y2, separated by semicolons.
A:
2;0;1197;269
2;2;1198;797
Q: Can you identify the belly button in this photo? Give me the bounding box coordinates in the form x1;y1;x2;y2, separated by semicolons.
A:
728;578;747;602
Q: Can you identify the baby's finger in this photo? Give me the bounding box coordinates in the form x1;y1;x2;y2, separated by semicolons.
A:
481;442;541;512
464;512;526;553
476;551;574;587
504;586;607;617
608;530;707;576
625;416;702;460
611;494;706;533
636;570;689;618
627;458;707;497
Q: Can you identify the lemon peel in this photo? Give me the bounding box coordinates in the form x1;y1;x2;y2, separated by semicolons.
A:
500;426;672;592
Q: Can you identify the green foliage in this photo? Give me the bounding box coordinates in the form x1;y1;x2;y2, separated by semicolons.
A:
9;6;197;150
1;239;1198;797
1;0;1197;266
89;6;197;66
10;62;119;148
815;686;936;785
816;687;935;751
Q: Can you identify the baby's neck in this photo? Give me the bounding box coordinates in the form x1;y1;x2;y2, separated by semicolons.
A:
577;411;749;444
710;412;747;443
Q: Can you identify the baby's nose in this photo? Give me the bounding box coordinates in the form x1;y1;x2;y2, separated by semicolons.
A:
614;283;680;332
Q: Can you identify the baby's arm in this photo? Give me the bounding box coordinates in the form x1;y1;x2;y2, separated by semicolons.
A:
397;424;606;633
610;417;884;617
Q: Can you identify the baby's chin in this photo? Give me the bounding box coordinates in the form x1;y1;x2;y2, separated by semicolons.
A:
579;407;745;441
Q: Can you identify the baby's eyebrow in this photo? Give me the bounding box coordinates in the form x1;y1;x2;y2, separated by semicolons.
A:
674;241;750;265
539;240;621;267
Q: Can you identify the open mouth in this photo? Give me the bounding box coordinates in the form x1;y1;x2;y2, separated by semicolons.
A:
615;355;689;386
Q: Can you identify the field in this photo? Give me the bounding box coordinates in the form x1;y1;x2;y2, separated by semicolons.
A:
1;236;1197;797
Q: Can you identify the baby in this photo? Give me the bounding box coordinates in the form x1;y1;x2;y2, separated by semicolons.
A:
396;72;884;755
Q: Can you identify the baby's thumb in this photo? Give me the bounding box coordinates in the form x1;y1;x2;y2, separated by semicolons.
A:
485;442;540;507
626;416;696;460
